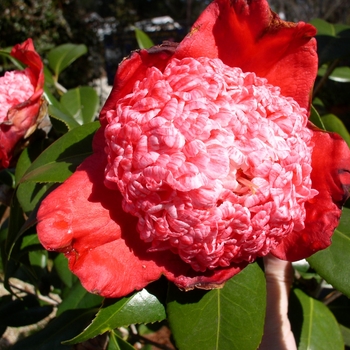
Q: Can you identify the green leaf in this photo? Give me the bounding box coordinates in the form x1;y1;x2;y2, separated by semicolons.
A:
167;262;266;350
47;43;87;78
19;121;99;184
339;325;350;347
57;280;103;317
311;19;337;36
53;253;75;289
321;114;350;148
11;309;96;350
17;182;52;214
318;65;350;83
310;105;326;130
134;28;154;49
48;104;80;130
307;207;350;298
64;288;166;345
290;289;343;350
60;86;99;125
108;331;135;350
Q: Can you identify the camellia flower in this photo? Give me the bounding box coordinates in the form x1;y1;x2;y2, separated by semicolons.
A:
0;38;45;169
37;0;350;297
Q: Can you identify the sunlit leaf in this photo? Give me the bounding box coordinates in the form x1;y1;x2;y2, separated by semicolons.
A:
289;289;343;350
321;114;350;148
48;104;80;130
19;122;99;184
60;86;99;125
318;65;350;83
311;19;337;36
308;208;350;298
167;262;266;350
134;28;154;49
108;331;135;350
47;43;87;78
64;288;166;345
310;105;326;130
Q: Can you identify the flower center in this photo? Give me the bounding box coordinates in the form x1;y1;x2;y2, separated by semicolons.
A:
104;57;317;272
0;70;34;122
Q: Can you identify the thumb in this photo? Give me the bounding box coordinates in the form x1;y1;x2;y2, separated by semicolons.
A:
259;255;297;350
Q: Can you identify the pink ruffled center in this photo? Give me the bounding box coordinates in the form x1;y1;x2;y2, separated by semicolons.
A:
0;69;34;122
104;57;317;272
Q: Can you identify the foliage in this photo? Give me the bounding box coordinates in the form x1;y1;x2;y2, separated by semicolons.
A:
1;19;350;350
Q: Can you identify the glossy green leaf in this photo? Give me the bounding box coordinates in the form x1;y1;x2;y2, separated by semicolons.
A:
290;289;343;350
57;280;103;317
318;65;350;83
307;208;350;298
310;105;326;130
47;43;87;78
167;262;266;350
311;19;337;36
48;104;80;130
339;325;350;347
53;253;75;289
19;121;99;184
60;86;99;125
135;28;154;49
11;309;96;350
64;288;166;345
321;114;350;148
108;331;135;350
17;182;52;214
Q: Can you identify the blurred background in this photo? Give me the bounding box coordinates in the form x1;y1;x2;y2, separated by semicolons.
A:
1;0;349;85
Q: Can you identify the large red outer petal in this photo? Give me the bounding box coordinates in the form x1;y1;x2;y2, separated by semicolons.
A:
174;0;317;110
272;128;350;260
0;39;44;169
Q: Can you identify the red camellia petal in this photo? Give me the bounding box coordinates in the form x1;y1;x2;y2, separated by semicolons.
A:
174;0;317;110
0;38;45;168
37;0;350;298
272;128;350;261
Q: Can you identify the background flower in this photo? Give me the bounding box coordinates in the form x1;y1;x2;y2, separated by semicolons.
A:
37;0;350;298
0;38;45;169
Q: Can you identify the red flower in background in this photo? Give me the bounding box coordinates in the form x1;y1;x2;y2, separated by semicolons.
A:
37;0;350;298
0;38;45;169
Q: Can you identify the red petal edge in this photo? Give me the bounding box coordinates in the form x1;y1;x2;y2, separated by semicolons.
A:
272;128;350;261
175;0;317;110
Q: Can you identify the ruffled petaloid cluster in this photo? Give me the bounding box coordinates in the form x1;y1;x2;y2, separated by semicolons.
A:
104;57;317;272
0;38;45;169
37;0;350;298
0;71;34;121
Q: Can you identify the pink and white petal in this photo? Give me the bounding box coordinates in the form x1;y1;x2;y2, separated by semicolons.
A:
100;44;178;126
175;0;317;109
272;128;350;261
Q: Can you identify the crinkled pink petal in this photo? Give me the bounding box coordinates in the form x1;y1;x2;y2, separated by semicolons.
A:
0;38;44;168
104;56;317;272
272;128;350;260
37;131;245;297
